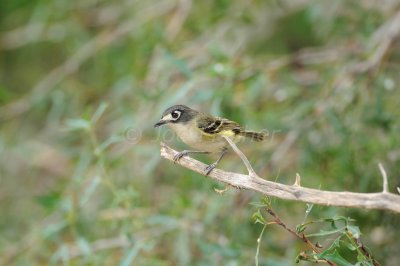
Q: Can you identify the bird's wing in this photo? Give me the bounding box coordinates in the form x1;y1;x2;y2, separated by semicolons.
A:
197;114;241;135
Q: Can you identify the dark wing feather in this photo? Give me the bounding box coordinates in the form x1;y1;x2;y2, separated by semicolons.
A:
197;114;242;135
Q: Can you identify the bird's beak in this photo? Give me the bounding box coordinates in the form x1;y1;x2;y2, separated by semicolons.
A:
154;120;167;128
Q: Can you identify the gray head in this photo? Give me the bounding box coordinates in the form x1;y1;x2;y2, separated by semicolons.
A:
154;105;198;127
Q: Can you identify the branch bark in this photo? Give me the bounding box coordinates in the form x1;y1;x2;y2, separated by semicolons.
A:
159;142;400;213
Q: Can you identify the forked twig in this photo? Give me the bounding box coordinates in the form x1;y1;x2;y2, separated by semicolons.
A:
222;136;258;178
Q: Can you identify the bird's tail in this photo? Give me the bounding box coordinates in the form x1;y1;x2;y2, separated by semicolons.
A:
238;131;267;142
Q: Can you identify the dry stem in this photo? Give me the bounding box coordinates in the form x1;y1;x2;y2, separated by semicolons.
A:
265;207;335;266
378;163;389;193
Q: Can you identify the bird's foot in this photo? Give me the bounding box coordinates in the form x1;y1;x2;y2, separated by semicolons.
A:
204;163;217;175
173;151;189;163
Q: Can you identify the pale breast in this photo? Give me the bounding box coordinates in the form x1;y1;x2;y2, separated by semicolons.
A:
168;122;228;152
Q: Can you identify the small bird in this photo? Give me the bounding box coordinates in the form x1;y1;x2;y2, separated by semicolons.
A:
154;105;266;175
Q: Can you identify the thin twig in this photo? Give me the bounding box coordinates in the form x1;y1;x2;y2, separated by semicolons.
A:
160;143;400;213
255;224;267;266
265;207;335;266
222;136;257;177
354;238;381;266
378;163;389;193
294;173;301;187
266;208;319;253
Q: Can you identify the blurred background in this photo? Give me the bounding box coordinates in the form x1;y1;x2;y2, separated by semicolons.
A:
1;0;400;265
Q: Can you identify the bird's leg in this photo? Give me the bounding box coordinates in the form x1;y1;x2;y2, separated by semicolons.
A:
173;150;209;163
204;148;228;175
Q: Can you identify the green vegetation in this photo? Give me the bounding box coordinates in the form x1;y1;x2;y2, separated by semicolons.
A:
1;0;399;265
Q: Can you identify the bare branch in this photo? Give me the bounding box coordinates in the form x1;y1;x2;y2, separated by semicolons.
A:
378;163;389;193
160;143;400;213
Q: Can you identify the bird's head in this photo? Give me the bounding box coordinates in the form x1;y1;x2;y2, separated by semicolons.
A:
154;105;198;127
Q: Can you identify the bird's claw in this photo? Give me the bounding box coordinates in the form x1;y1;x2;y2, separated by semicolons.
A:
173;151;188;163
204;163;217;175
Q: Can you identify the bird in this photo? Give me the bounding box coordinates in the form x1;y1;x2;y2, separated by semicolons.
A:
154;104;266;175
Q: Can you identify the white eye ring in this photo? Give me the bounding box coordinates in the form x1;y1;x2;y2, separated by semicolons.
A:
171;110;181;120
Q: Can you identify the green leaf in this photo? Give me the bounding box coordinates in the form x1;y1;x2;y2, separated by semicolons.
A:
51;244;69;263
306;227;346;237
146;215;179;227
91;102;108;125
95;135;124;155
261;196;272;208
164;51;193;78
341;239;357;251
296;224;306;233
160;81;194;111
320;217;338;229
318;216;355;230
356;253;374;266
331;220;337;229
252;209;265;225
119;243;144;266
320;250;353;266
249;201;269;208
65;118;91;131
77;237;92;256
347;225;361;239
175;230;191;266
80;175;101;206
0;85;13;102
35;191;61;210
41;221;67;239
305;203;313;215
317;237;342;256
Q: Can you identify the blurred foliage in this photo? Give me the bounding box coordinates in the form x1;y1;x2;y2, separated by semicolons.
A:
253;198;380;265
1;0;400;265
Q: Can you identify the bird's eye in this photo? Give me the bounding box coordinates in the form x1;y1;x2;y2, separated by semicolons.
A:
171;111;181;119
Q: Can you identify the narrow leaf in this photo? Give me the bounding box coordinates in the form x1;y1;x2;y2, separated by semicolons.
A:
252;209;265;225
91;102;108;125
347;225;361;239
77;237;92;256
119;243;144;266
65;118;90;131
80;176;101;206
306;227;346;237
